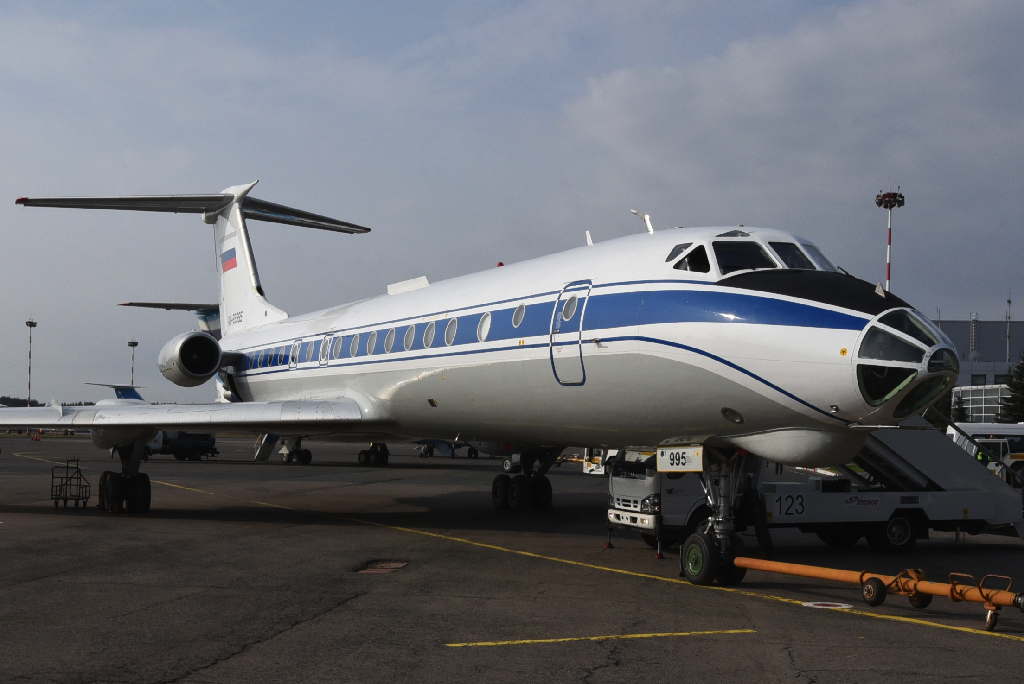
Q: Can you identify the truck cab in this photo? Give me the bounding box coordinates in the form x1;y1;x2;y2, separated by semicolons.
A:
606;450;709;549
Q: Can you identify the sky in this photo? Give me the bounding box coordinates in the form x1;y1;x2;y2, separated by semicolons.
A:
0;0;1021;403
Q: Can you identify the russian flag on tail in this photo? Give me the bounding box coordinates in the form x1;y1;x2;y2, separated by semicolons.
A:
221;248;237;273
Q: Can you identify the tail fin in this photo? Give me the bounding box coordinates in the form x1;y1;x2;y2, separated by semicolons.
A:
214;182;288;335
17;181;370;337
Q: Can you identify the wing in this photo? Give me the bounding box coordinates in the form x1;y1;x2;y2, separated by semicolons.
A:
0;400;363;434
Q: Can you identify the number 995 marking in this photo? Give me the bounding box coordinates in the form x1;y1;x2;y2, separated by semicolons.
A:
657;446;703;472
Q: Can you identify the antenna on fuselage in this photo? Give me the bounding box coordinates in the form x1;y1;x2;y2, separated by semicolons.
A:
630;209;654;234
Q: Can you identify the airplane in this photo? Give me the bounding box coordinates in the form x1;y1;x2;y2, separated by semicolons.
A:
1;181;960;586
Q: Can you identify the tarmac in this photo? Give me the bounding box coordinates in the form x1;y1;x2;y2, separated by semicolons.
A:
1;435;1022;684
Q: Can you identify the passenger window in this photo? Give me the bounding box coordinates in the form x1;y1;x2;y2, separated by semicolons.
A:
349;333;360;357
673;245;711;273
801;243;838;272
665;243;692;263
712;241;777;274
331;336;344;359
769;242;815;270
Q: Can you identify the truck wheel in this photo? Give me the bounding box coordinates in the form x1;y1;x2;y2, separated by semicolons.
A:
816;527;862;547
508;475;531;510
491;474;510;509
357;450;369;465
866;515;916;553
680;532;719;585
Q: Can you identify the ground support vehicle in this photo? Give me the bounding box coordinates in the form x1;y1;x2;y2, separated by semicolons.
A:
51;458;90;509
606;417;1024;560
148;430;218;461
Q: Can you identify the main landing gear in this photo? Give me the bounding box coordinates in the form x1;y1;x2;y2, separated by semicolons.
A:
491;448;560;511
357;442;390;466
679;450;771;586
98;441;152;514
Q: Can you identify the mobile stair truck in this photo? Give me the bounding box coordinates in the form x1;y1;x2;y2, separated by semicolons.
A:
605;416;1024;555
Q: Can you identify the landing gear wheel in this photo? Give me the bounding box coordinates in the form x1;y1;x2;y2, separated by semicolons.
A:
357;450;369;465
492;474;510;509
105;472;125;513
866;515;916;553
127;473;151;514
908;592;932;609
98;471;112;509
507;474;531;510
862;577;887;607
715;534;747;586
680;532;719;585
296;449;312;465
816;527;862;547
533;475;552;510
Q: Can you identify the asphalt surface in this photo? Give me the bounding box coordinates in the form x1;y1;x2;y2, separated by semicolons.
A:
1;435;1022;684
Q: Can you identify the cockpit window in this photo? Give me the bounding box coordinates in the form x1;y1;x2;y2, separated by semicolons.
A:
800;243;838;272
858;326;925;363
673;245;711;273
769;242;816;270
879;310;938;348
665;243;692;263
712;241;777;274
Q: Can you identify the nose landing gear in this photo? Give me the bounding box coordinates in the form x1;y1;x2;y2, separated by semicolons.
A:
679;450;768;586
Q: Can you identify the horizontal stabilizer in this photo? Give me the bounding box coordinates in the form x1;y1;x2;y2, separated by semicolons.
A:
120;302;218;314
16;194;232;214
16;191;370;234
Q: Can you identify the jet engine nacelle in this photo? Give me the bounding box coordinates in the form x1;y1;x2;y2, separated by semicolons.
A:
158;331;222;387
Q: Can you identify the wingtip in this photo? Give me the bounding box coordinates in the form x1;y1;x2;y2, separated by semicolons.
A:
15;197;27;205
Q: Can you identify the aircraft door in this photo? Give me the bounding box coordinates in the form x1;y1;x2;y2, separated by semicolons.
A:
549;280;592;385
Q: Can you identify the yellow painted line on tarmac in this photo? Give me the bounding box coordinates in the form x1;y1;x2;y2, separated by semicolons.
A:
150;480;218;496
446;628;754;648
14;452;60;464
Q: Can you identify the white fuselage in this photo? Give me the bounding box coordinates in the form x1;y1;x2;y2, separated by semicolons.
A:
217;227;957;467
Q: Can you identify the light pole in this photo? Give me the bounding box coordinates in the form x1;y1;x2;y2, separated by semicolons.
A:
26;319;37;406
128;339;139;385
875;187;905;292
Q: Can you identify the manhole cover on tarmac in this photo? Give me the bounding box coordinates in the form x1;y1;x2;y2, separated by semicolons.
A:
356;560;409;574
802;601;853;609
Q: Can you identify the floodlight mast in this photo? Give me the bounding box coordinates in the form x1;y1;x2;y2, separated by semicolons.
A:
875;187;905;292
128;339;139;385
25;319;37;406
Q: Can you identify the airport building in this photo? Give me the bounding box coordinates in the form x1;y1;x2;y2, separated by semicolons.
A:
936;318;1023;423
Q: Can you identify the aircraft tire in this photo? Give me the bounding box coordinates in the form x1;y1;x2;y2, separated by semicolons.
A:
866;515;916;553
533;475;552;510
508;474;531;510
502;458;521;474
296;449;312;465
127;473;151;514
680;532;719;585
715;534;747;586
98;471;112;509
106;472;126;513
492;474;510;509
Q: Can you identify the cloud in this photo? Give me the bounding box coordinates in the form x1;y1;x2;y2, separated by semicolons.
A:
562;0;1024;318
